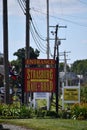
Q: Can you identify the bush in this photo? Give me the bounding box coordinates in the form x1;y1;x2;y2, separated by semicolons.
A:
1;102;87;120
59;109;71;119
0;103;35;119
35;109;47;118
46;110;58;118
71;103;87;120
19;105;35;118
80;86;87;102
0;103;20;119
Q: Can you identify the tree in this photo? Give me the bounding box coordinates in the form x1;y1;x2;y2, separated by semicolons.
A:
10;47;40;73
59;62;70;72
13;47;39;60
8;47;40;103
71;59;87;75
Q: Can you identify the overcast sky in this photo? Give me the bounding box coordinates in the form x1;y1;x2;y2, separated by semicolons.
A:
0;0;87;64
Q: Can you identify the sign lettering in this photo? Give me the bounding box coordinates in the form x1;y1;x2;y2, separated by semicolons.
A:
25;68;56;92
64;88;79;101
25;59;56;65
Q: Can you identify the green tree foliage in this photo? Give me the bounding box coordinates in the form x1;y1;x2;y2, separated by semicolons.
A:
71;59;87;75
13;47;40;60
10;47;40;73
59;62;70;72
81;86;87;102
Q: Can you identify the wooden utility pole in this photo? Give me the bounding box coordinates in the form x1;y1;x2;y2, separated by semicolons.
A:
25;0;30;59
56;43;59;115
54;25;60;115
54;25;66;114
25;0;31;104
3;0;9;104
54;25;58;60
47;0;49;59
63;51;70;86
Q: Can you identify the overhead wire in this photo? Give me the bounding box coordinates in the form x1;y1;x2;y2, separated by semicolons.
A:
31;19;47;41
30;15;47;53
17;0;47;55
31;7;87;28
17;0;26;14
30;9;47;54
17;0;87;59
31;20;47;52
30;25;46;54
49;46;54;58
77;0;87;5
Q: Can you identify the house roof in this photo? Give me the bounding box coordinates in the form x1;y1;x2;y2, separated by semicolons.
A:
62;72;78;80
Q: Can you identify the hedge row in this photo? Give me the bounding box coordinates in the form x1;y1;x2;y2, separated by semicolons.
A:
0;103;87;120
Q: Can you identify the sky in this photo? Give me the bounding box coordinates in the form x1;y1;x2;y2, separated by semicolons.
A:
0;0;87;64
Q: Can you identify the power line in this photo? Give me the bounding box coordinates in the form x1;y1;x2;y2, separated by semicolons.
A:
31;7;87;28
30;24;47;54
31;20;47;50
31;20;47;41
77;0;87;5
32;16;47;40
49;46;54;58
30;29;46;54
17;0;25;14
17;0;47;54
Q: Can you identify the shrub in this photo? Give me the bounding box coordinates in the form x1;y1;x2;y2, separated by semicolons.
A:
0;103;20;119
71;103;87;120
19;105;35;118
59;109;71;119
80;86;87;102
46;110;58;118
35;109;47;118
0;103;35;119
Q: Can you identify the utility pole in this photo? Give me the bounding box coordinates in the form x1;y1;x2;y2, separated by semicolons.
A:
64;51;67;86
3;0;9;104
54;25;58;60
56;41;61;115
63;51;70;86
52;24;66;114
52;25;60;115
53;25;67;60
47;0;49;59
25;0;31;104
25;0;30;59
22;0;30;105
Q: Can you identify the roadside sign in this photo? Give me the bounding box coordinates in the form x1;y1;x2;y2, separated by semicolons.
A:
64;88;79;101
62;85;80;109
25;59;56;65
25;68;56;92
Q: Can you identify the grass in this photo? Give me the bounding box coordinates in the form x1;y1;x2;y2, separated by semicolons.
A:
0;119;87;130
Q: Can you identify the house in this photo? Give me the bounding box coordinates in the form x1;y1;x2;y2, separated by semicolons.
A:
59;72;79;86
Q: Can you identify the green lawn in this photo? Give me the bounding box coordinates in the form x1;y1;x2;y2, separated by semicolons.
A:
0;119;87;130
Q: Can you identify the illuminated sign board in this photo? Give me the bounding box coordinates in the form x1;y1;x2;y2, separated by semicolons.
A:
25;68;56;92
